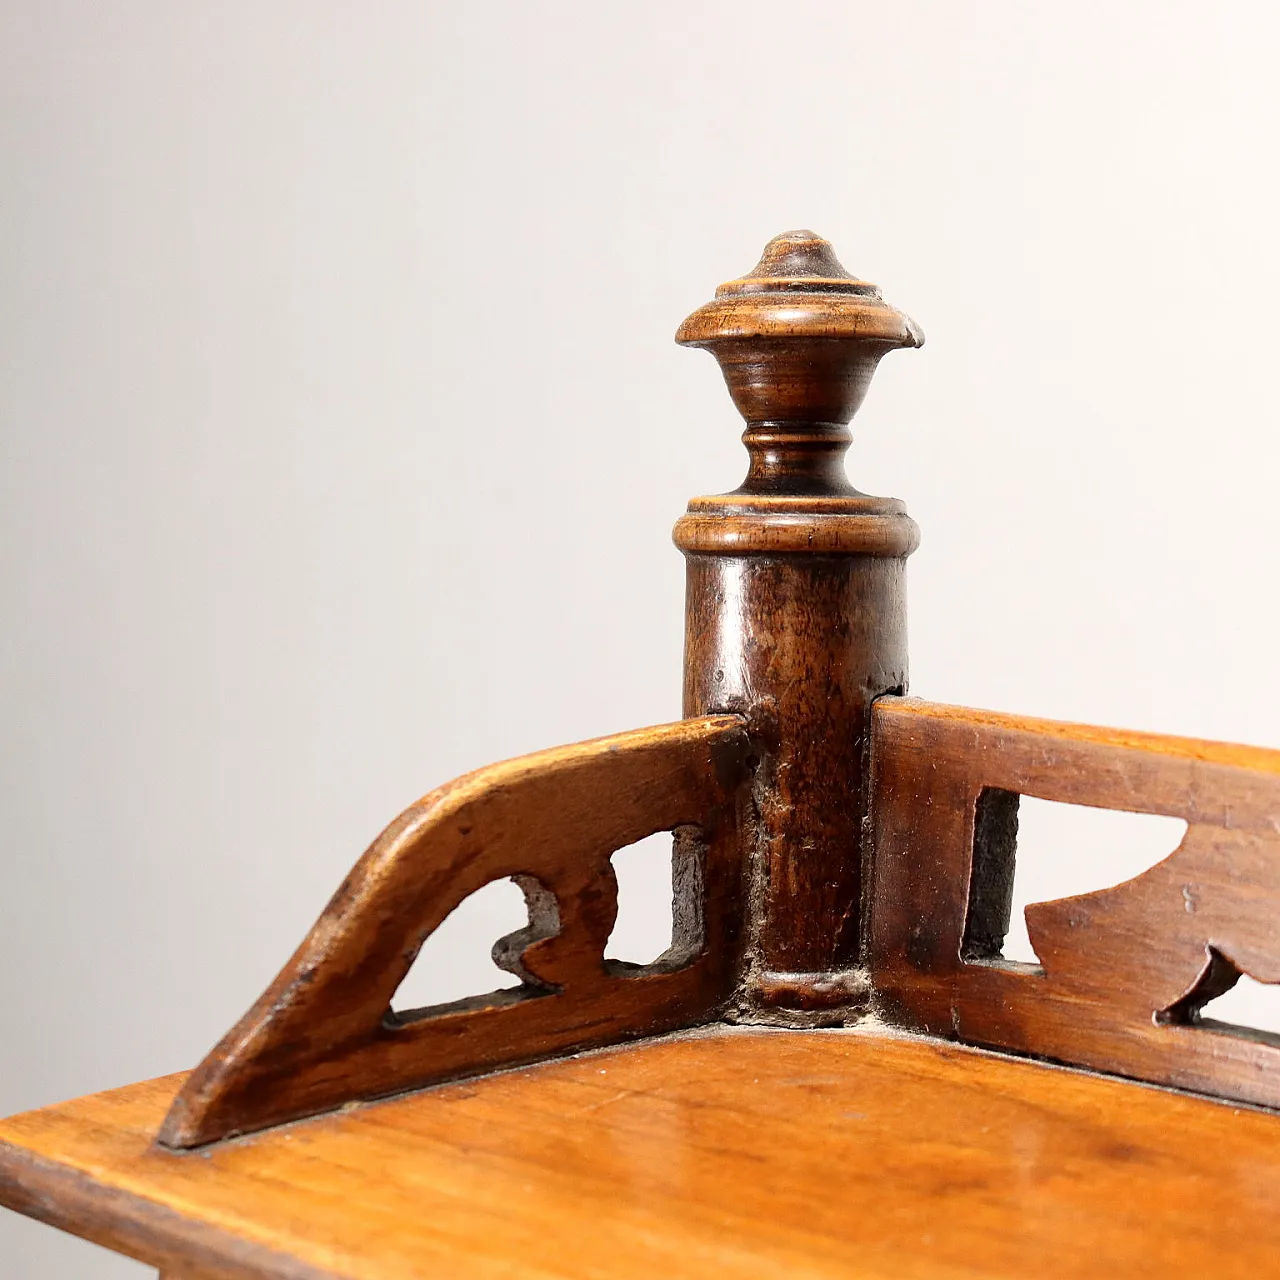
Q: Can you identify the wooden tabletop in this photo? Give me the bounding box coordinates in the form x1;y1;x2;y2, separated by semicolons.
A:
2;1025;1279;1279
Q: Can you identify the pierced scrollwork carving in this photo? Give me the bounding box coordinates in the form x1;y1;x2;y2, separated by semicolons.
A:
159;716;752;1148
869;698;1280;1110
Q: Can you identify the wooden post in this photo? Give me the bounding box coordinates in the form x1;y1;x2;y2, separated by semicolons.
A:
675;231;922;1020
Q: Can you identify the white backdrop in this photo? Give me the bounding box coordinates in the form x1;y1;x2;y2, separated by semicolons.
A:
4;3;1280;1274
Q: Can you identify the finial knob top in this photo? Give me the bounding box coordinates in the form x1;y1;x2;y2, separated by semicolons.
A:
677;230;923;348
675;230;925;499
715;229;876;297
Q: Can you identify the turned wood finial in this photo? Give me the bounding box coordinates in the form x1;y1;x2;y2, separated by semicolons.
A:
676;230;922;496
676;232;922;1011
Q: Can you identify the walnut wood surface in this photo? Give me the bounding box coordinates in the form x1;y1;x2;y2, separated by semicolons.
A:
4;1027;1280;1279
159;717;751;1148
675;232;920;1014
869;697;1280;1107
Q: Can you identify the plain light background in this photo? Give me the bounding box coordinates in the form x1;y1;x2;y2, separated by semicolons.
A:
4;2;1280;1274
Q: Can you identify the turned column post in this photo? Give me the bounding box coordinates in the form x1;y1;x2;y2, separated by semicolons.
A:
675;230;922;1020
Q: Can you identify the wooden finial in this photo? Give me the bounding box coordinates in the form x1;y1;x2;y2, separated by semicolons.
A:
676;231;922;1016
676;230;922;496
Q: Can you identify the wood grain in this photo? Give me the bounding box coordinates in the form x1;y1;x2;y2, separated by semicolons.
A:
675;231;921;1014
160;716;752;1148
868;696;1280;1106
5;1027;1280;1279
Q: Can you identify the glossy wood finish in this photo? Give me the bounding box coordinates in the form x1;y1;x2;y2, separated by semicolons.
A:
4;1027;1280;1280
869;697;1280;1107
160;716;752;1148
16;226;1280;1278
676;232;921;1014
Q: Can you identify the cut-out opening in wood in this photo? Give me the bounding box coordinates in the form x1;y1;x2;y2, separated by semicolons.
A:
389;877;533;1020
606;830;675;966
963;790;1187;967
1205;975;1280;1039
606;825;706;973
1159;948;1280;1046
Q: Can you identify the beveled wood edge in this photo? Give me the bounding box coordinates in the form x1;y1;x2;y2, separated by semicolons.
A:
673;512;920;557
0;1141;334;1280
676;296;922;345
877;696;1280;775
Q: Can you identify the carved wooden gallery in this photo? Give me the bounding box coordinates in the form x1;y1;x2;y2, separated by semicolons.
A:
3;233;1278;1278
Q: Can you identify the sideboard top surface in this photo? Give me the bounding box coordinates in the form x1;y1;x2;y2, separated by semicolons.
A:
1;1025;1277;1279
